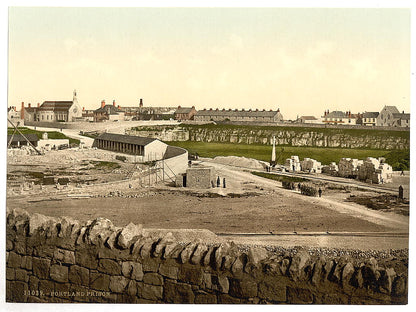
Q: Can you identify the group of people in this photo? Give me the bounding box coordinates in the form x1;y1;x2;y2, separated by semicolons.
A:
288;181;323;197
214;176;226;188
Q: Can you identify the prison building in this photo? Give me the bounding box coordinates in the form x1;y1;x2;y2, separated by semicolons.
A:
92;133;168;160
7;134;39;148
194;108;283;123
174;106;197;121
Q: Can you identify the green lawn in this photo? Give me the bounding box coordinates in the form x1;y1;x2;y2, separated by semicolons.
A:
7;127;80;145
166;141;409;170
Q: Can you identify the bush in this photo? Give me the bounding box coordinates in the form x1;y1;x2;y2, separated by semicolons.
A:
115;155;127;162
300;184;318;197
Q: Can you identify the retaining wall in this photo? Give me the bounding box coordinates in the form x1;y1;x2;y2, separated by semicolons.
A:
6;209;408;304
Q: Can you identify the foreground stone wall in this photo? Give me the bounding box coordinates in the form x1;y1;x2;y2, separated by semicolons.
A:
6;209;408;304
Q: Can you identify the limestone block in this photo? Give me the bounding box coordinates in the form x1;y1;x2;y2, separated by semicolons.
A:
117;222;143;249
89;272;110;291
194;291;217;304
137;282;163;301
190;243;208;265
21;256;33;270
75;248;98;270
158;262;179;280
98;259;121;275
178;265;203;285
85;218;116;246
53;249;75;264
163;280;195;304
15;269;30;282
122;261;144;281
6;267;15;280
229;278;258;298
286;286;313;304
258;277;287;302
109;275;129;293
7;251;22;268
179;242;198;264
154;232;175;258
50;264;69;283
68;265;90;286
32;257;51;279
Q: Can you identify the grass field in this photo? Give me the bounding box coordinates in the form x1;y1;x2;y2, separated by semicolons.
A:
166;141;409;170
7;127;80;145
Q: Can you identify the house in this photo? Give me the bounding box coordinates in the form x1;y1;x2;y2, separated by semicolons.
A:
361;112;379;126
93;100;125;122
297;116;321;124
7;134;39;148
377;106;410;127
92;133;168;161
322;110;358;125
194;108;284;123
174;106;197;121
121;99;176;120
23;90;82;123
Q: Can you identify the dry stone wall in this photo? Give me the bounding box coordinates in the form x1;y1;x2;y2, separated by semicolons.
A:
6;209;408;304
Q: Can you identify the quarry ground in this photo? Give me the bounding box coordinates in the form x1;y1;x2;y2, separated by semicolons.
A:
6;149;409;251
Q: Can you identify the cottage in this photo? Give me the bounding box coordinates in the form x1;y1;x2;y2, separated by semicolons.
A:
362;112;379;126
93;100;125;122
7;134;39;148
174;106;197;121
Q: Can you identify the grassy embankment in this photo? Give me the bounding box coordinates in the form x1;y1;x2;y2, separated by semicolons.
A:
7;127;80;145
165;123;410;171
166;141;409;171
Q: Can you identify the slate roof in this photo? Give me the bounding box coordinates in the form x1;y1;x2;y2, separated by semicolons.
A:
362;112;379;118
196;109;280;117
299;116;317;120
94;105;124;115
383;106;400;114
325;111;348;118
393;113;410;120
175;107;194;114
94;133;157;146
7;134;39;143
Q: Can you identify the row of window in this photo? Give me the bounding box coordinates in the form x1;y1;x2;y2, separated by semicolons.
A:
32;114;67;121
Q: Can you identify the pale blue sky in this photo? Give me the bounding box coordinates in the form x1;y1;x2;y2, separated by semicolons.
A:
8;7;410;119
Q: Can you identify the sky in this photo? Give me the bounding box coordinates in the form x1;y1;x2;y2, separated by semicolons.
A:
8;7;411;120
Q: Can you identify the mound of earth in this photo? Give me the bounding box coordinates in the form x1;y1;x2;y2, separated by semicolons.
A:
211;156;266;170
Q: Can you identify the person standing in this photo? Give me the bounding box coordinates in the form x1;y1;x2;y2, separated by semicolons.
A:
217;176;221;187
318;188;322;197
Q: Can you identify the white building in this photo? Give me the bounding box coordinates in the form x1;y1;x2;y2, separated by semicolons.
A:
23;90;83;123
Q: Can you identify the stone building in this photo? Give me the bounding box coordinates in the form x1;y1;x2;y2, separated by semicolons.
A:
174;106;197;121
92;133;168;161
377;106;410;127
362;112;379;126
23;90;82;123
194;108;283;123
93;100;125;122
321;110;360;125
121;99;176;120
7;134;39;148
175;166;215;188
296;116;321;124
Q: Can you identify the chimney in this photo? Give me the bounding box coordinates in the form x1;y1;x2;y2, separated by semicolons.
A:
192;106;195;109
37;103;40;108
101;100;105;108
139;99;143;107
113;100;116;107
203;108;206;111
28;103;31;108
21;102;24;119
277;108;280;112
83;107;85;111
349;111;351;118
117;105;121;109
403;110;405;114
255;109;258;111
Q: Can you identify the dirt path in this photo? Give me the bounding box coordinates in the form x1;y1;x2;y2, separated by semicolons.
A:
202;160;409;233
